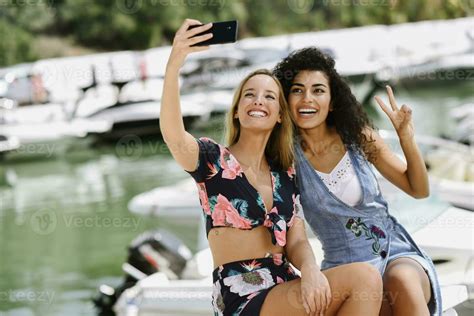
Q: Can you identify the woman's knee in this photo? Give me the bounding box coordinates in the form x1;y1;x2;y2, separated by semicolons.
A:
384;263;420;291
331;262;383;306
347;262;383;291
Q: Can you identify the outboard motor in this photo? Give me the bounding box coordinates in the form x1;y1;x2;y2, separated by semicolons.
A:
93;229;193;315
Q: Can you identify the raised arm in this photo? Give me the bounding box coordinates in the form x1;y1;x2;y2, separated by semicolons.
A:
370;85;429;199
285;217;332;315
160;19;213;171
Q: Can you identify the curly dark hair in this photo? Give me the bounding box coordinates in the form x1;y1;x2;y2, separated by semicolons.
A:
273;46;376;158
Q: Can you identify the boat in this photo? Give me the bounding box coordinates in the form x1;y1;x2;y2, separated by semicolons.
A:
181;89;234;115
379;130;474;211
450;103;474;145
128;178;201;218
66;73;213;140
179;45;290;92
0;63;49;105
0;98;112;160
0;134;20;156
83;95;211;141
450;103;474;122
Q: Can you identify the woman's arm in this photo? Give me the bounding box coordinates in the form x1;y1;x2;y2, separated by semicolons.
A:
285;217;331;315
285;218;318;271
159;19;213;171
369;85;429;199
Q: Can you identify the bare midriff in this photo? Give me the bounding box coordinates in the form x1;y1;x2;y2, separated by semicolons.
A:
208;225;284;268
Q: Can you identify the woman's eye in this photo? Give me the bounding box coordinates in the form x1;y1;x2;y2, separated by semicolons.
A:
314;89;325;94
290;88;302;93
266;95;275;100
244;93;254;97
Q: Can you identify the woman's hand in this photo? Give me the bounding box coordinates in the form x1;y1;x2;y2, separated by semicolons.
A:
375;85;414;140
167;19;213;69
300;265;332;315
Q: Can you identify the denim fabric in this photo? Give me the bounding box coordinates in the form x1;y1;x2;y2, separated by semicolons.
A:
295;143;442;315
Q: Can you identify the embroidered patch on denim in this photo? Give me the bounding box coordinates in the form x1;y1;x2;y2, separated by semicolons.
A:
346;218;386;255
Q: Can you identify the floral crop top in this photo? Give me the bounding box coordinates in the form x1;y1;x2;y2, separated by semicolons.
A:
186;137;302;247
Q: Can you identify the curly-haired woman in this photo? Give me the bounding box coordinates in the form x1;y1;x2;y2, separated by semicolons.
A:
274;47;441;316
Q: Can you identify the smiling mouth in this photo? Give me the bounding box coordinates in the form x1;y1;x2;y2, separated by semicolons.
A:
248;110;268;118
298;108;318;115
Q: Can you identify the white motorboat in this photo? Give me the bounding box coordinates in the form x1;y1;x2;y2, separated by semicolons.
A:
84;95;211;141
450;103;474;145
0;101;112;159
128;178;201;218
181;89;234;115
379;130;474;211
450;103;474;122
0;135;20;155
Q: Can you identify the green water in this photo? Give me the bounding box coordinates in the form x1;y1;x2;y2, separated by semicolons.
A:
0;81;472;315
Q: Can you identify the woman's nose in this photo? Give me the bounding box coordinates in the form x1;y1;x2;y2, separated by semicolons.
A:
254;95;264;105
303;90;312;102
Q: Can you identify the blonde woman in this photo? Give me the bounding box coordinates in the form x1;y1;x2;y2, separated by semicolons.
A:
160;19;383;315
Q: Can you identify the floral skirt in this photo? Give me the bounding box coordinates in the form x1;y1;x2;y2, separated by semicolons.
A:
211;253;300;315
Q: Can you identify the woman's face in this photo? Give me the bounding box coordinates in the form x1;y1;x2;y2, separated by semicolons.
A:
235;74;282;132
288;70;331;130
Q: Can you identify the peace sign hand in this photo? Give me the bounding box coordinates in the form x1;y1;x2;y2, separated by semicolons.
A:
375;85;414;140
167;19;213;69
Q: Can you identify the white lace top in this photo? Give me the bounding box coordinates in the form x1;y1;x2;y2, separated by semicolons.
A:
314;152;362;207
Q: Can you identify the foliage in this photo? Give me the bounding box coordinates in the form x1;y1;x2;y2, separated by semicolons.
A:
0;0;470;66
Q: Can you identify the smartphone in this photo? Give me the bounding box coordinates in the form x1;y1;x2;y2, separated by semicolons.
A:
189;20;238;46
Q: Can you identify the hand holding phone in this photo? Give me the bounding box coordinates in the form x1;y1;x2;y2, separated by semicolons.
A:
188;20;238;46
167;19;237;69
167;19;212;68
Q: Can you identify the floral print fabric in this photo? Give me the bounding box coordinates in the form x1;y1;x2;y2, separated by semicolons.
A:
212;254;299;315
186;137;302;247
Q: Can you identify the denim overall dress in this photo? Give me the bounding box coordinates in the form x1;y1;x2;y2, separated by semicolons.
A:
295;143;442;315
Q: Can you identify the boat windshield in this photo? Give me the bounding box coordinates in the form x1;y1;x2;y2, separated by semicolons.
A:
378;176;449;233
377;130;460;233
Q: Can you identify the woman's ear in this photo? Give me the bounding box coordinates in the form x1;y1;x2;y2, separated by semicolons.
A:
277;113;282;123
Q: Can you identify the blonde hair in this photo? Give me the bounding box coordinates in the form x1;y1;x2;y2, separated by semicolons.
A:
225;69;294;170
